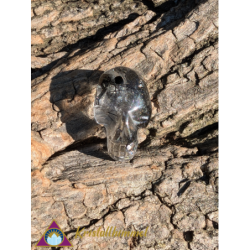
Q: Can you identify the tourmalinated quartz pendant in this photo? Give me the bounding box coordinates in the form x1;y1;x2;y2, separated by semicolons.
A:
94;66;152;161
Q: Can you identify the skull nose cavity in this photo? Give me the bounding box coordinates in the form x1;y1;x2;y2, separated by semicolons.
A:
114;76;123;84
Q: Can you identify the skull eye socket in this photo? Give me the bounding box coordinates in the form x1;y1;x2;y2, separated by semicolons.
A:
100;75;112;88
114;76;123;84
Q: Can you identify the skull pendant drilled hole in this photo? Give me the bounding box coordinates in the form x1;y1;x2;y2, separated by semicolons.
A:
114;76;123;84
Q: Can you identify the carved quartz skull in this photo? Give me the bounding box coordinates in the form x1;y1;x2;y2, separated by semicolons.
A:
94;67;151;161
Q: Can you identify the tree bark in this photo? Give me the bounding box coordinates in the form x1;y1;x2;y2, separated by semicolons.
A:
31;0;218;249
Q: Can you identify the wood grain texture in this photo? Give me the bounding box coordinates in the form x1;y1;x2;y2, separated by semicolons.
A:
31;0;218;249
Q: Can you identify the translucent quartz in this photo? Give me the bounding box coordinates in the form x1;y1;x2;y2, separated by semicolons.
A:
94;67;151;161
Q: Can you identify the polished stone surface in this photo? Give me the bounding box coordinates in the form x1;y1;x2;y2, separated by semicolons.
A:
94;66;151;161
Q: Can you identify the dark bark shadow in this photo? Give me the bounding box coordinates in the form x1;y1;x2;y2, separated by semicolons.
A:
32;0;209;80
32;13;140;80
49;69;113;161
155;0;208;30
